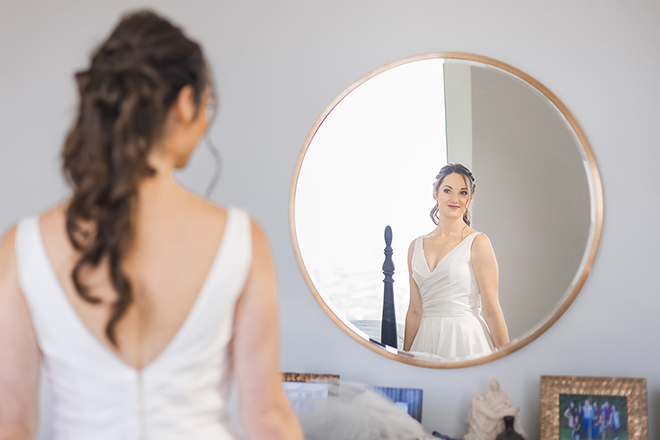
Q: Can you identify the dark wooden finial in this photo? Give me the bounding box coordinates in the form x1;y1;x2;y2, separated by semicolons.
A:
381;225;397;348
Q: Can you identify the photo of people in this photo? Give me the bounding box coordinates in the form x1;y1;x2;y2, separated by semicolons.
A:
559;394;627;440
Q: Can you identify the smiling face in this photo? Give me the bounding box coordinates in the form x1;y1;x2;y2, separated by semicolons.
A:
433;172;472;222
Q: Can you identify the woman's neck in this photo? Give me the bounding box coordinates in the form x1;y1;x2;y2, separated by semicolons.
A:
138;146;182;201
433;217;467;237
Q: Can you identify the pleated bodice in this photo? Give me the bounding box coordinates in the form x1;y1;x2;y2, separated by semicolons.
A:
409;232;495;360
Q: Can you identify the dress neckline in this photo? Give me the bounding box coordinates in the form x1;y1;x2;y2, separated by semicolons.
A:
420;231;479;273
30;208;234;373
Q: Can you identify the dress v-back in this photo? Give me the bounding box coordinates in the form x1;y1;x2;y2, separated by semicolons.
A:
409;232;495;360
14;207;251;440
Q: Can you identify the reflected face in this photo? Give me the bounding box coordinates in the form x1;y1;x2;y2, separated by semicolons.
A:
434;173;472;222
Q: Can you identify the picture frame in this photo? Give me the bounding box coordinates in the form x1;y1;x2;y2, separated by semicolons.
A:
371;386;423;422
540;375;648;440
281;372;340;385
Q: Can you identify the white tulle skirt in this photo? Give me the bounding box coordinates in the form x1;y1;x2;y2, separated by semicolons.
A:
292;382;436;440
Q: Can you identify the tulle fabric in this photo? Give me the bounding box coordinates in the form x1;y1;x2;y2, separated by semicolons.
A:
293;382;436;440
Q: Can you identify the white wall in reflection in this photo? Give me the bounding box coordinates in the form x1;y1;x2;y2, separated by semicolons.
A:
295;59;447;335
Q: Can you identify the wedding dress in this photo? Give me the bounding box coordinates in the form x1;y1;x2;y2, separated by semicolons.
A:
15;208;251;440
409;232;495;360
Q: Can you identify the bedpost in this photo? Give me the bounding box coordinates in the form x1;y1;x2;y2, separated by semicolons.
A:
381;225;397;348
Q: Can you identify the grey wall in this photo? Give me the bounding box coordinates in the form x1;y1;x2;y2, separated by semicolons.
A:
1;1;659;438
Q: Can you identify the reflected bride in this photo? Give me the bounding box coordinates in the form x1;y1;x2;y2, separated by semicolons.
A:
290;52;602;368
403;163;510;360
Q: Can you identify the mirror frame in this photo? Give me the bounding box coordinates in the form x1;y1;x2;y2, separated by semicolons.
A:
289;52;603;368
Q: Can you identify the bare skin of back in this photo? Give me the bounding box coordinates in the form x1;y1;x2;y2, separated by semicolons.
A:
40;183;227;369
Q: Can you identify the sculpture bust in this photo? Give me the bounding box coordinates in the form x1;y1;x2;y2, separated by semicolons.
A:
464;379;526;440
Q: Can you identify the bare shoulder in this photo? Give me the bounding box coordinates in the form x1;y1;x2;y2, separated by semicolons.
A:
242;217;276;292
248;217;272;258
471;233;494;253
470;233;497;266
175;191;230;235
186;192;228;219
249;216;266;238
0;224;41;433
0;223;27;322
39;201;69;235
0;224;19;284
0;203;69;272
472;232;491;245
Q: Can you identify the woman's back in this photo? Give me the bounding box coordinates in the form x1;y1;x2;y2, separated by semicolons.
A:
16;190;251;439
38;184;228;369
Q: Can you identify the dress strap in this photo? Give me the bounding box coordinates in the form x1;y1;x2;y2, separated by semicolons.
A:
14;216;41;293
463;231;482;249
14;216;68;316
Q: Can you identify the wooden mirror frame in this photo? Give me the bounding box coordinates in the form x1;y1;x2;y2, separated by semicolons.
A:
289;52;603;368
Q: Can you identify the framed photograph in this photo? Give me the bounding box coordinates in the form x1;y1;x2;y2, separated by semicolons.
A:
540;376;648;440
281;372;340;385
371;386;423;422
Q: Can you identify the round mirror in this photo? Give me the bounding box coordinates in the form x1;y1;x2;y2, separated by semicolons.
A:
290;53;602;368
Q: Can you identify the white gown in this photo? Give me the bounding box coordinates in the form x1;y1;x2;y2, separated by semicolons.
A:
15;208;252;440
409;232;495;360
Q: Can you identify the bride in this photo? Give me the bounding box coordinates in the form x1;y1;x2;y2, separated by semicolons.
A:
403;163;510;360
0;10;302;439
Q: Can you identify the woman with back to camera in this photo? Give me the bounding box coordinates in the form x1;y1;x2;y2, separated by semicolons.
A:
403;163;510;360
0;10;302;440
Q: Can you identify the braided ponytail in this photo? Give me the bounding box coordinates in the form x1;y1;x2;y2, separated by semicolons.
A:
429;163;476;226
62;10;212;346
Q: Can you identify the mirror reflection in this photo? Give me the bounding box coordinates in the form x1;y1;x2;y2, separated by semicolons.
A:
403;163;509;361
291;55;600;365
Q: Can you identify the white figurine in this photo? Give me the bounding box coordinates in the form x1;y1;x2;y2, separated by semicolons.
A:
464;379;526;440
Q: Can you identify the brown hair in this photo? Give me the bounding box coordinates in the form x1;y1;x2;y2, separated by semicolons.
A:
430;163;476;226
61;10;213;346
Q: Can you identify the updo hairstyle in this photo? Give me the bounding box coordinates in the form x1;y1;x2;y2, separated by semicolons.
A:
430;163;476;226
61;10;213;346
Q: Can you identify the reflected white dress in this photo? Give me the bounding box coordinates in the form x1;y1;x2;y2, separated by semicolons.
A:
15;208;251;440
409;232;495;360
